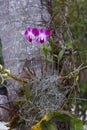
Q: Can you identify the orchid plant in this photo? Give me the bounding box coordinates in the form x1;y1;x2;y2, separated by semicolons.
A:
24;26;53;72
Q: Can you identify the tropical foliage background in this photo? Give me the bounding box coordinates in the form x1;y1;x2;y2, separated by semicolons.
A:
52;0;87;125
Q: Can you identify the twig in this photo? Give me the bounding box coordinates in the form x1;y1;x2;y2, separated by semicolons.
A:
0;105;13;112
69;98;87;101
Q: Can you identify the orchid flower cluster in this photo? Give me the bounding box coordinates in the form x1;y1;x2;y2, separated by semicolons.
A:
24;26;51;44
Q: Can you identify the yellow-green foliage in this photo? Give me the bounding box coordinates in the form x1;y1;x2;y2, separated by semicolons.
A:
32;111;84;130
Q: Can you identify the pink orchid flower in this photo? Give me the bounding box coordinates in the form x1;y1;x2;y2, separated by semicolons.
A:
36;28;51;44
24;27;39;43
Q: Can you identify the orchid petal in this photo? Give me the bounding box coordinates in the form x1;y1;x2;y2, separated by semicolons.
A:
40;39;44;44
32;28;39;36
26;37;32;42
46;37;49;44
39;28;44;33
24;30;28;35
27;27;31;31
24;27;30;36
45;30;50;36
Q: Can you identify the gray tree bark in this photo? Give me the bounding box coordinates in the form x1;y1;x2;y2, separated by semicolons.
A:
0;0;51;121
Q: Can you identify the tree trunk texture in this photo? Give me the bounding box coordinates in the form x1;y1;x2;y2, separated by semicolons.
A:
0;0;51;121
0;1;68;128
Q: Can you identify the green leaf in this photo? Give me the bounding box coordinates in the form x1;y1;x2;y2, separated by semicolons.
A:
41;120;57;130
58;49;65;63
49;37;54;52
74;119;84;130
67;42;73;49
24;84;31;100
47;45;52;52
76;75;79;81
40;44;48;57
47;56;53;62
70;114;84;130
13;98;26;105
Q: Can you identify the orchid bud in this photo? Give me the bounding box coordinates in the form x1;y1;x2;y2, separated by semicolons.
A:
0;64;3;71
4;69;11;75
